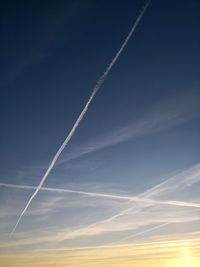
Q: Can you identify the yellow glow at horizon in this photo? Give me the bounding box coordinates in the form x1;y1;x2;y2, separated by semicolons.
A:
169;257;200;267
168;246;200;267
1;238;200;267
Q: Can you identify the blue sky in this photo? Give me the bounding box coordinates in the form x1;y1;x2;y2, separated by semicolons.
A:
0;1;200;266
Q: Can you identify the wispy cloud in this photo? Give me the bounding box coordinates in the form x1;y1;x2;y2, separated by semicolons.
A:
1;232;200;267
58;93;200;165
142;163;200;199
57;163;200;242
1;163;199;251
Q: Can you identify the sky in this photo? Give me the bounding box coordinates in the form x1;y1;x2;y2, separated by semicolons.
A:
0;0;200;266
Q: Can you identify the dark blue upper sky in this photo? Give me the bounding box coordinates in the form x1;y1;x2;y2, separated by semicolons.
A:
1;0;200;188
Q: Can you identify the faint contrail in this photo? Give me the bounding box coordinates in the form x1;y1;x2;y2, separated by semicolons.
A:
10;2;150;235
120;222;170;241
57;165;200;242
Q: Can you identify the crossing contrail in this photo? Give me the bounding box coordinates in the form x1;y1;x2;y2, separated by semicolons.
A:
1;182;137;201
2;181;200;209
10;1;150;235
56;164;200;242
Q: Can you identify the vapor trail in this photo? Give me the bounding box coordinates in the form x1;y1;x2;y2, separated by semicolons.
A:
0;182;200;209
57;165;200;242
1;182;136;201
2;181;200;208
120;222;170;241
10;2;150;235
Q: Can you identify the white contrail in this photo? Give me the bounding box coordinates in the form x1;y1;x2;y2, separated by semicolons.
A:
1;182;136;201
10;2;150;235
2;181;200;210
2;181;200;208
57;164;200;242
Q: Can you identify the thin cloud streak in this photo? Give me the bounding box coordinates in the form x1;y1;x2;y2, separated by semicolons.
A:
58;92;200;166
33;234;200;252
0;164;199;250
58;113;185;165
142;163;200;199
10;2;150;235
58;164;200;242
121;222;171;242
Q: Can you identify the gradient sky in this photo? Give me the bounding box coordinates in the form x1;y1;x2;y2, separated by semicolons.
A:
0;0;200;266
